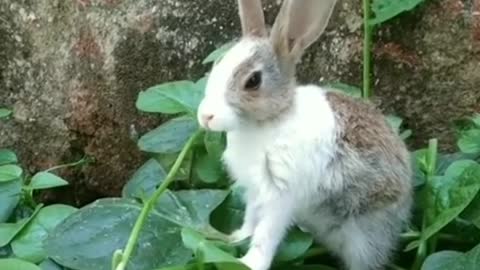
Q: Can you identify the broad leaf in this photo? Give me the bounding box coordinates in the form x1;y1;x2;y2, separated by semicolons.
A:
39;259;66;270
195;151;224;184
370;0;425;25
155;189;229;234
472;114;480;127
0;258;41;270
11;204;77;263
195;76;208;93
422;244;480;270
386;115;403;134
0;149;17;165
46;198;191;270
0;205;42;247
180;228;248;270
138;116;198;154
202;41;235;65
136;81;202;114
211;186;246;234
422;251;463;270
406;160;480;250
122;158;167;199
0;164;23;182
29;172;69;190
275;229;313;262
458;129;480;154
461;193;480;229
204;131;226;160
46;190;228;270
0;179;22;222
0;108;12;118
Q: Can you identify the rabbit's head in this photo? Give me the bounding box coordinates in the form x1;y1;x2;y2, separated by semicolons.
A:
197;0;337;132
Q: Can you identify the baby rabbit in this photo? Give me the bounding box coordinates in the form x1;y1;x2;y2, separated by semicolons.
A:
197;0;413;270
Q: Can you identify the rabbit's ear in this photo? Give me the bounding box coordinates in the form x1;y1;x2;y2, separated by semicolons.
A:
238;0;267;37
270;0;337;63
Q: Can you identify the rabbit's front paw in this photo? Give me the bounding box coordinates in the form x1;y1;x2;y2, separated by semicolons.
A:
239;250;269;270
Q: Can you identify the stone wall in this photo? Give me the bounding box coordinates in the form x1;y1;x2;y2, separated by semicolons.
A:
1;0;479;204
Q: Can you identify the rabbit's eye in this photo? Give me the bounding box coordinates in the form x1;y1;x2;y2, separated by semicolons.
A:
245;71;262;90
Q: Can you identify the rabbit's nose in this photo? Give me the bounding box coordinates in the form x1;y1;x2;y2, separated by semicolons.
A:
201;114;214;128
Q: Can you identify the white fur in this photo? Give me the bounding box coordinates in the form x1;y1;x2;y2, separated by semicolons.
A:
198;39;259;132
199;82;341;270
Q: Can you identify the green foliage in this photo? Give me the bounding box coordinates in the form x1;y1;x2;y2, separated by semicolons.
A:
202;42;235;65
422;244;480;270
0;149;18;165
2;2;479;269
0;148;89;268
0;258;41;270
28;172;69;190
369;0;425;25
0;108;12;118
12;205;77;263
136;81;204;115
0;165;23;182
138;116;199;154
457;116;480;154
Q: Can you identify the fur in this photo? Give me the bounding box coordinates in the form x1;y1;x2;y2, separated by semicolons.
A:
196;0;413;269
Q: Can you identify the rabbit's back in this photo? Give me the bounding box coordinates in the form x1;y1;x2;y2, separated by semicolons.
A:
322;91;413;218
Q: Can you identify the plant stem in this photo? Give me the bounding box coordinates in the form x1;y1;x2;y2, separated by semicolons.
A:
114;130;202;270
426;139;439;253
45;156;91;172
362;0;373;99
412;139;438;270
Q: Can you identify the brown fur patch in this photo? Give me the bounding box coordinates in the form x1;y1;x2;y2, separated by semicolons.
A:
325;91;412;215
224;42;295;123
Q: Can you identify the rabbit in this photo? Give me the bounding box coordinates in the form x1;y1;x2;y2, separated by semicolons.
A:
196;0;413;270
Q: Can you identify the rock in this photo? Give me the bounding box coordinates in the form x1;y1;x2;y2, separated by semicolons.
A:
1;0;479;204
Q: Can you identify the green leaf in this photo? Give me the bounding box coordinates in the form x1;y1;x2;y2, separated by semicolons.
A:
0;108;12;118
122;158;167;199
39;259;65;270
0;258;41;270
138;116;198;154
275;228;313;262
0;204;42;247
472;114;480;127
0;165;23;182
369;0;425;25
155;189;229;233
177;228;247;270
195;76;208;93
458;129;480;154
461;192;480;229
211;186;246;234
406;160;480;251
421;251;463;270
11;204;77;263
202;42;235;65
0;179;22;222
136;81;202;114
46;191;228;270
204;131;226;160
0;149;17;165
194;151;224;184
421;244;480;270
323;82;362;98
46;198;192;270
386;115;403;134
29;172;69;190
